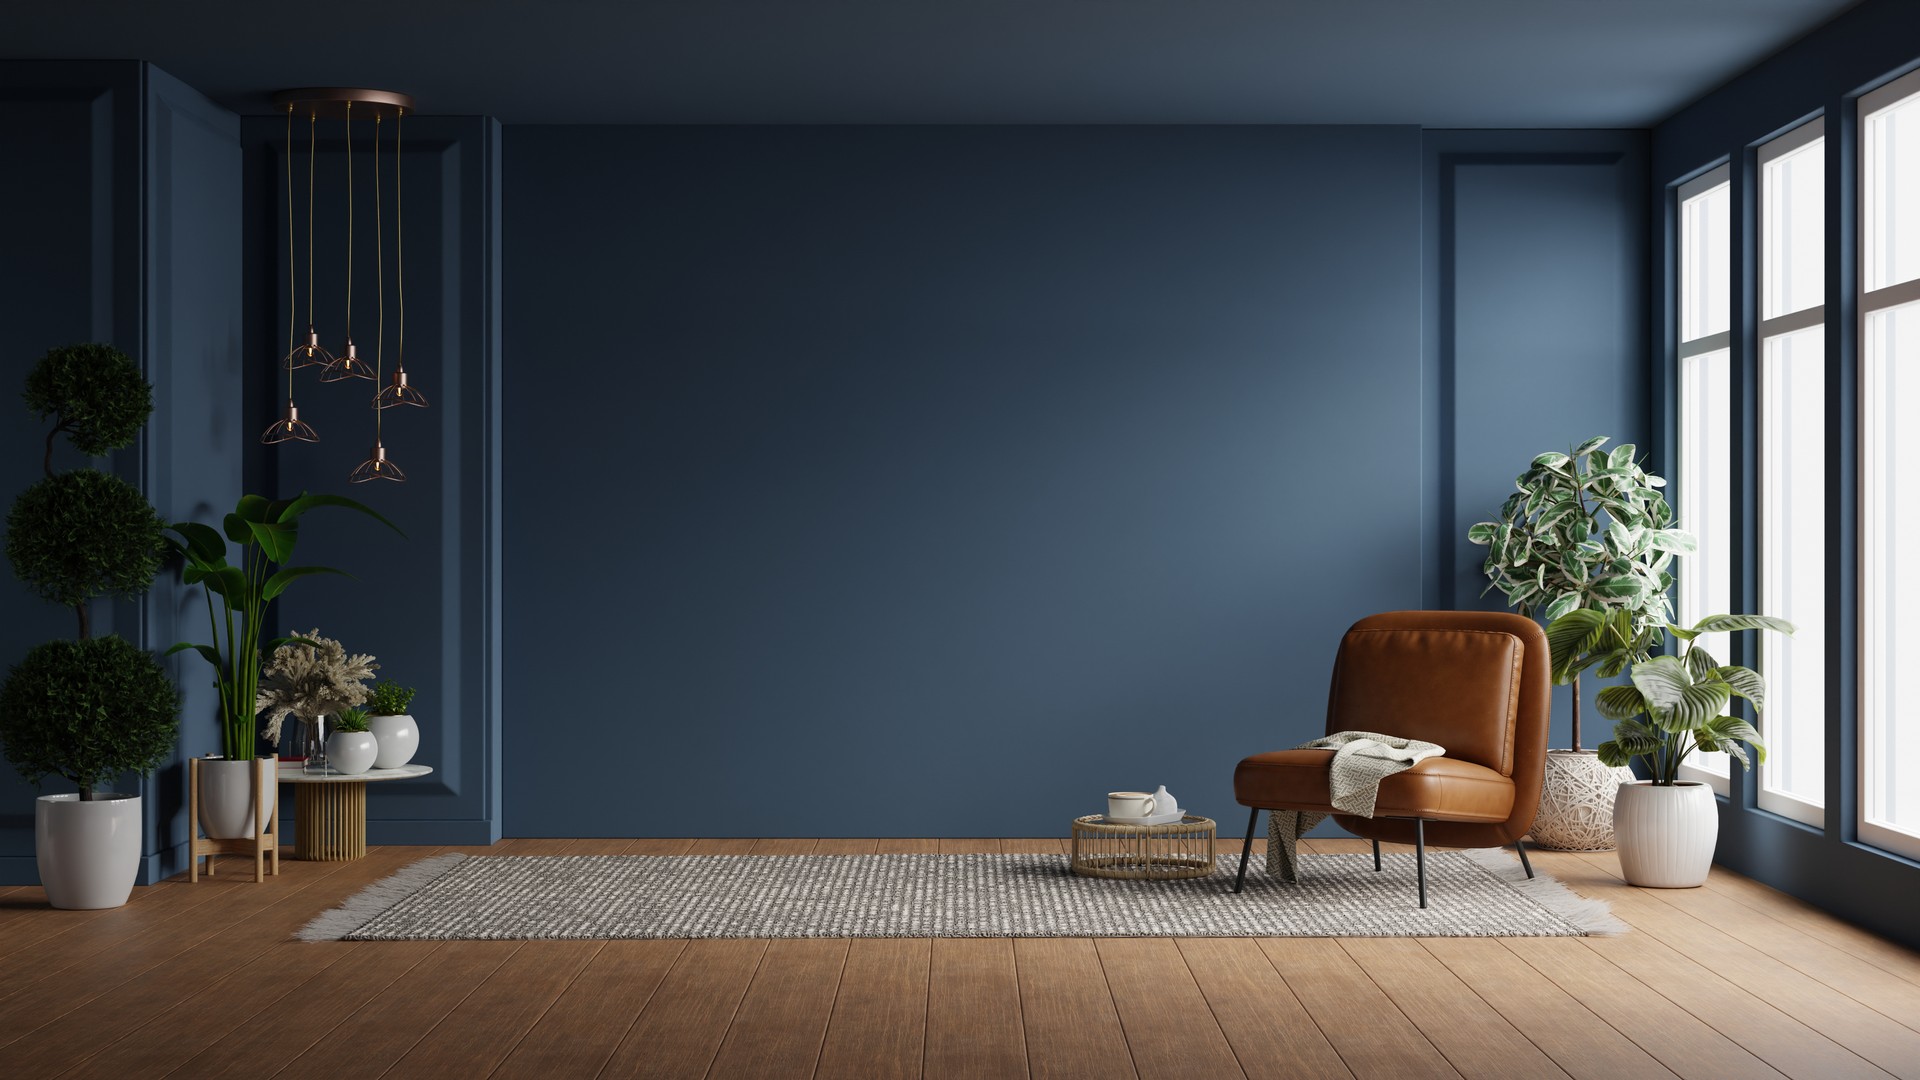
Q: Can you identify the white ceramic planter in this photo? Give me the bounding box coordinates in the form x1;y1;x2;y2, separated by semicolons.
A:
368;713;418;769
1613;780;1719;887
326;731;378;775
1528;750;1639;851
36;793;143;909
198;757;278;839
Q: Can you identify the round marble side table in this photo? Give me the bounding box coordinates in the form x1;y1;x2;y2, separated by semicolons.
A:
277;762;433;861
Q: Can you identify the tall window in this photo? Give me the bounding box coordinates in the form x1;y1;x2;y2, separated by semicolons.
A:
1756;119;1827;827
1861;70;1920;859
1677;166;1733;791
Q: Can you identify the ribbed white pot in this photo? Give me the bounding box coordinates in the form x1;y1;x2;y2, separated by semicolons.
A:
36;793;143;909
368;714;418;769
1613;780;1718;887
326;731;378;775
198;758;278;839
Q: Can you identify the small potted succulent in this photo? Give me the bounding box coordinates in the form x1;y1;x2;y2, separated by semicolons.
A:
365;680;419;769
325;708;378;775
0;343;181;908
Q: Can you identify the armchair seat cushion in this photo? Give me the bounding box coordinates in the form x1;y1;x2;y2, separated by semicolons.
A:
1234;750;1514;823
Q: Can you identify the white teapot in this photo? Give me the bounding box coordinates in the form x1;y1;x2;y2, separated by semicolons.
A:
1150;785;1180;817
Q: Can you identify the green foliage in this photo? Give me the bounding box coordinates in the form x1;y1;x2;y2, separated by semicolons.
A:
167;493;403;760
0;636;181;800
1569;611;1792;784
23;343;153;457
366;680;416;716
1467;437;1685;640
6;468;165;609
334;707;370;733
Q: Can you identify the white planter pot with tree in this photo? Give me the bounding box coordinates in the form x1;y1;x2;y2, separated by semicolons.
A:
0;344;182;909
1469;437;1669;850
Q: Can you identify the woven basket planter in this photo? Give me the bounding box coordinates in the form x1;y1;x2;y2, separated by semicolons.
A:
1528;750;1638;851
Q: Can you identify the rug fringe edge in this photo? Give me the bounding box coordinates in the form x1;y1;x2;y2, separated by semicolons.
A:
1462;846;1628;936
296;853;470;941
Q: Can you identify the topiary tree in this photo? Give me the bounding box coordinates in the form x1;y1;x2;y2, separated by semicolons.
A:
0;637;180;800
0;342;179;800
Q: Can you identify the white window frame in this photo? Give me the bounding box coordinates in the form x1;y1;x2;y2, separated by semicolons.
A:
1676;164;1734;795
1859;67;1920;861
1754;117;1828;828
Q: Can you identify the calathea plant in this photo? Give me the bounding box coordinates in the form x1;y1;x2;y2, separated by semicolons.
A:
1467;437;1692;750
1547;609;1792;784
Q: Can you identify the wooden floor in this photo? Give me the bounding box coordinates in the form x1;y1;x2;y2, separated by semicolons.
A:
1;838;1917;1079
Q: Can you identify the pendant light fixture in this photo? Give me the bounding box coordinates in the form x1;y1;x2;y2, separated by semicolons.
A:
262;104;317;444
263;87;428;484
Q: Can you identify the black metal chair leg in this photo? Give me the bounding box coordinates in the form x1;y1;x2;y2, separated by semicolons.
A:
1414;818;1428;909
1233;807;1259;893
1372;839;1381;871
1514;838;1534;879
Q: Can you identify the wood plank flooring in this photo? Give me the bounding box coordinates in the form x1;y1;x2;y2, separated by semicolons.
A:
1;836;1915;1078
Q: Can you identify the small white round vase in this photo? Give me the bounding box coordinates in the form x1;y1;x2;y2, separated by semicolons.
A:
326;731;379;775
36;793;143;909
1612;780;1719;888
368;714;418;769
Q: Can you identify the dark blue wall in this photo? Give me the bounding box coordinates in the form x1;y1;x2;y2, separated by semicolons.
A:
503;125;1648;838
0;62;244;885
1426;130;1651;747
1651;0;1920;951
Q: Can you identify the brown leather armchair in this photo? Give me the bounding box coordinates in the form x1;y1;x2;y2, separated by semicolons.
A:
1231;610;1550;907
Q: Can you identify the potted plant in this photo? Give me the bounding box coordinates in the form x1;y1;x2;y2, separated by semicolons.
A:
326;708;378;775
1467;437;1685;850
0;343;180;909
255;630;377;775
167;497;399;837
365;680;418;769
1548;607;1791;886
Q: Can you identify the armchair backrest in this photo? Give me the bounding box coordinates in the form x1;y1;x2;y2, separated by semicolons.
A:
1325;611;1551;835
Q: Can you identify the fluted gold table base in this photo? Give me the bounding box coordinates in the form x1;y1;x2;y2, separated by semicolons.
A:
295;781;367;861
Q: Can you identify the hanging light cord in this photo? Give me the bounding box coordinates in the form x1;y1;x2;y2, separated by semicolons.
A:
307;112;317;328
284;104;295;399
374;111;385;445
396;108;405;371
345;101;353;340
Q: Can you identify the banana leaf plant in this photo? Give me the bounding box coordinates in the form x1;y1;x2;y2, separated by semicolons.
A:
165;493;401;760
1546;608;1794;785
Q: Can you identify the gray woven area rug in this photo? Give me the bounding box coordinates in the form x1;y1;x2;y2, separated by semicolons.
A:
299;851;1622;941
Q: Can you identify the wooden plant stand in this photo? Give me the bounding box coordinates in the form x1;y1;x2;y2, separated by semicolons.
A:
188;755;280;882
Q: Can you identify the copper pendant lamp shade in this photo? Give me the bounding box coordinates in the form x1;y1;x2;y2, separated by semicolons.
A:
282;325;337;371
261;404;319;445
375;368;429;409
348;442;406;484
320;340;376;382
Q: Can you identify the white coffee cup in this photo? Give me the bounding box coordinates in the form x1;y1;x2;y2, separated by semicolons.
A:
1108;791;1156;819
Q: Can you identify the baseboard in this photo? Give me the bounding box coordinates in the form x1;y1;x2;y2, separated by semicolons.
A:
366;819;500;847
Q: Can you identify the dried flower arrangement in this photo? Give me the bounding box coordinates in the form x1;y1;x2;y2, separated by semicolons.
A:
254;629;377;745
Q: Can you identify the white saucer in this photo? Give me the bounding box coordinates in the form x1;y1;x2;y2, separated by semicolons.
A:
1100;810;1187;826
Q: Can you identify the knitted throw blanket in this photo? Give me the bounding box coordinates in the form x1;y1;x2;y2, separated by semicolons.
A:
1264;731;1446;882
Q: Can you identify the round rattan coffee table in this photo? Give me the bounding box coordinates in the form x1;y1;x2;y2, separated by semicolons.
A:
1070;814;1217;880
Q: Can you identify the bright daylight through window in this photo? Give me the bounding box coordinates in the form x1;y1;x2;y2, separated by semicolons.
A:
1862;69;1920;860
1676;166;1733;790
1757;118;1826;827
